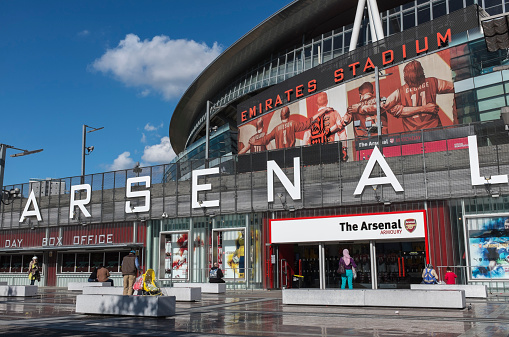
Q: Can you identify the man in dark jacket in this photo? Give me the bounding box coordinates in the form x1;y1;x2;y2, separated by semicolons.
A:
122;250;139;295
209;262;225;283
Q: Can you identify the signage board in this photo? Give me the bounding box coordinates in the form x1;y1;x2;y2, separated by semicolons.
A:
270;210;426;244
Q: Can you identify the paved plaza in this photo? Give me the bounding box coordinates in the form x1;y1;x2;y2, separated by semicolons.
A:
0;287;508;336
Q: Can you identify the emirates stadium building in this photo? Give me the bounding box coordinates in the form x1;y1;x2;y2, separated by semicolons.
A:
2;0;509;291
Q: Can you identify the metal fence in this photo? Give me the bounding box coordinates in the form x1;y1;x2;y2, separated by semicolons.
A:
1;121;509;229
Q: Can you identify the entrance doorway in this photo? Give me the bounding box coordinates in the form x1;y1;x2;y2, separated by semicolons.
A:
375;241;426;288
325;243;371;289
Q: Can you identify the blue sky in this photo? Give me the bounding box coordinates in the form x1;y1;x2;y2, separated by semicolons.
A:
0;0;291;187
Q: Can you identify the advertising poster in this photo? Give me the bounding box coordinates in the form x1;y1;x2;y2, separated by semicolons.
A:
467;216;509;280
238;86;348;154
165;233;188;279
222;231;245;279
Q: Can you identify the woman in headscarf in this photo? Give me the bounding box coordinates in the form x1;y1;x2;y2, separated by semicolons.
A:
339;249;357;289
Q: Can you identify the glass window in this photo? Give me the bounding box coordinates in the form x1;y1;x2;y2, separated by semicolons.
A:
477;84;504;99
403;1;415;10
344;31;352;52
286;52;294;77
417;5;431;24
403;10;416;30
312;42;321;66
62;253;75;272
106;252;121;272
478;96;506;111
163;233;189;280
333;34;343;57
448;0;464;12
480;109;502;121
90;252;104;269
432;0;447;19
304;45;312;70
389;15;401;35
295;48;303;74
0;256;10;272
323;38;332;62
11;255;22;273
22;255;32;273
76;253;89;273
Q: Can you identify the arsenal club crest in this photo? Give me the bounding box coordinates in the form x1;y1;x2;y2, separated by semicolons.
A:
404;219;417;233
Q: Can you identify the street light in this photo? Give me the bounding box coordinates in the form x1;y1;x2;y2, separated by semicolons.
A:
81;125;104;183
0;144;43;205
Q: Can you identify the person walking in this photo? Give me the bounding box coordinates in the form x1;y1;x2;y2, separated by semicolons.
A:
422;263;439;284
122;250;139;295
28;256;40;285
339;249;357;290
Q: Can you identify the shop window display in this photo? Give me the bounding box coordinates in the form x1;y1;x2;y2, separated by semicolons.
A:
162;232;189;280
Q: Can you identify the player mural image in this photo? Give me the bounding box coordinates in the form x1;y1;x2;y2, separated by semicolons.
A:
238;87;347;153
382;58;455;132
238;48;457;159
343;49;456;136
303;91;347;145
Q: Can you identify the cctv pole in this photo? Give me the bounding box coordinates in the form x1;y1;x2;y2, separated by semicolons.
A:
81;124;87;184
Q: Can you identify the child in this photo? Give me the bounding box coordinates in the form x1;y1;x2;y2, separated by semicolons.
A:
444;268;457;284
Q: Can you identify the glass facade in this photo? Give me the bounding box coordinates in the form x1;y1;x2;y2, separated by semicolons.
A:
151;213;264;289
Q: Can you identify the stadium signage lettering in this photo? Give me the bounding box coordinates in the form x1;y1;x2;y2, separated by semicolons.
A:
18;135;508;222
238;29;452;125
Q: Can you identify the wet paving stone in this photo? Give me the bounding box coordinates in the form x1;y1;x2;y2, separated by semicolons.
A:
0;287;508;336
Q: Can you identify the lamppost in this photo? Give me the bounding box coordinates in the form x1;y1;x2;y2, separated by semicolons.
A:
81;125;104;183
0;144;43;205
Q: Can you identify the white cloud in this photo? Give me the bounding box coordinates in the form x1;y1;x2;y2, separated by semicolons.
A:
109;152;136;171
92;34;222;100
142;136;176;164
144;122;163;132
78;30;90;37
141;133;147;143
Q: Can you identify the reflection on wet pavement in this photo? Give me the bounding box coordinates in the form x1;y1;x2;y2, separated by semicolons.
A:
0;287;508;336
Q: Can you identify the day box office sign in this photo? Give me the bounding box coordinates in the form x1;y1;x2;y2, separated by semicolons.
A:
269;210;426;244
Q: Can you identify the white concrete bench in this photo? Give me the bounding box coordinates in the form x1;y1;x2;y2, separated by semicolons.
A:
161;287;201;301
0;285;38;297
173;282;226;294
282;289;466;309
68;282;111;291
76;294;175;317
410;284;487;298
83;286;124;295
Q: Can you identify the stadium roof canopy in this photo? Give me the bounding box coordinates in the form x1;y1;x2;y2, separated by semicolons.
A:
169;0;409;154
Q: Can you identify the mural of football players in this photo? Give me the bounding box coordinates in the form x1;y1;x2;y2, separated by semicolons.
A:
303;91;347;145
382;59;454;131
238;118;267;154
249;106;328;149
335;81;388;138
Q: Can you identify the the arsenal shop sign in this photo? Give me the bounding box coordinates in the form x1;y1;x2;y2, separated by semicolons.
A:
270;210;426;244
